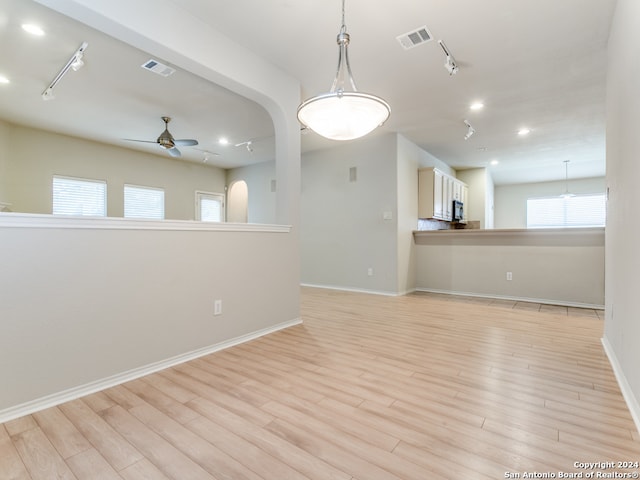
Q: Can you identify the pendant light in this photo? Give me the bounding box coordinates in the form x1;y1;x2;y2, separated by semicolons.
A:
297;0;391;141
560;160;575;198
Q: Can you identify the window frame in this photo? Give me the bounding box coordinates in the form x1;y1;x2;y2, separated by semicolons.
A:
195;190;225;222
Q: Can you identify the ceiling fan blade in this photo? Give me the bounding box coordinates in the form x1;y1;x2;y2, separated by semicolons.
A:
168;147;182;157
123;139;158;144
174;139;198;147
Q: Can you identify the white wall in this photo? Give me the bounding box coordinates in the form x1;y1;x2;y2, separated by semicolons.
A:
3;121;227;219
300;133;399;294
603;0;640;431
227;160;277;225
495;177;606;229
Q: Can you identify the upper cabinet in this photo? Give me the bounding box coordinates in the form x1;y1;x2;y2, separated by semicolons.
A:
418;168;468;223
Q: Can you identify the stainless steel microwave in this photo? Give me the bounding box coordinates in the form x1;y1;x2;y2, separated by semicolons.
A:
453;200;464;221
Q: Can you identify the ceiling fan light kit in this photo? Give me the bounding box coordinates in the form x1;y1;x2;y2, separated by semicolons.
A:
297;0;390;141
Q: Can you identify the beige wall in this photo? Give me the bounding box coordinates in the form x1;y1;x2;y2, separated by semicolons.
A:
604;0;640;430
457;168;493;229
396;135;421;294
0;0;301;422
300;133;399;294
0;220;298;415
415;229;604;307
3;120;226;220
227;160;277;225
495;177;606;229
0;120;9;207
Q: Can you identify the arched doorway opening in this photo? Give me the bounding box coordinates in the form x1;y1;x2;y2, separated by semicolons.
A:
227;180;248;223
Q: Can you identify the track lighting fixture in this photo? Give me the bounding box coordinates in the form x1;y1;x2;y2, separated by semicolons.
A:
195;149;220;163
42;41;88;100
235;140;254;153
438;40;458;76
234;140;254;153
297;0;390;141
464;120;475;140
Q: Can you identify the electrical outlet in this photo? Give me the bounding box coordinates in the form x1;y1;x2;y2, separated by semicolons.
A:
214;299;222;315
506;272;513;281
367;268;374;277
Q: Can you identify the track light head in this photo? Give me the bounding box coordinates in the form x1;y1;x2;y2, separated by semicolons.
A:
41;87;55;101
70;54;84;71
464;120;475;140
438;40;459;76
445;56;458;75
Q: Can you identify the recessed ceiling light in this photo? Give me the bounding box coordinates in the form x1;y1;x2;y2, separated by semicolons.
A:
22;23;45;36
490;159;499;166
0;75;9;84
518;128;531;136
470;102;484;110
218;138;229;145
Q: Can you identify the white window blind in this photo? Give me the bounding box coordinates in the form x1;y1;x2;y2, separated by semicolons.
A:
52;175;106;216
526;194;606;228
196;191;224;222
124;184;165;219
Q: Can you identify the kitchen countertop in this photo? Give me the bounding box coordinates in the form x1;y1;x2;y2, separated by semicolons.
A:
413;227;605;246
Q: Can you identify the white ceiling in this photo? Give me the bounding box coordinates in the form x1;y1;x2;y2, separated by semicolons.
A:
0;0;615;185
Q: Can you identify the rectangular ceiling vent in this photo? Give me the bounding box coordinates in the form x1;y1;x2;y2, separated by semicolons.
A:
141;59;175;77
396;26;433;50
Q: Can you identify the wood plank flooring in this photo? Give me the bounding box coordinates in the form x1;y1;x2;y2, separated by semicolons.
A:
2;287;639;480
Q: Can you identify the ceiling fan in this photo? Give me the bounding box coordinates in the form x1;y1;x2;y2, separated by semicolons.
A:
125;116;198;157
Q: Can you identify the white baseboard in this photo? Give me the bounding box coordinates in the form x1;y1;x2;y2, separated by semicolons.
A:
300;284;603;308
301;283;415;297
414;287;604;310
0;318;302;424
601;337;640;435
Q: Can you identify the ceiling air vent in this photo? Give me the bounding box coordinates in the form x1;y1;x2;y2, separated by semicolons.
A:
141;59;175;77
396;26;433;50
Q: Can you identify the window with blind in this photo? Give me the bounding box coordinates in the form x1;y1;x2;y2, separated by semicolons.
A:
52;175;107;216
124;184;165;219
196;191;225;222
526;194;606;228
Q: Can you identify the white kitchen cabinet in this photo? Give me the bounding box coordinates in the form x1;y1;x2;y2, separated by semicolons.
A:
452;179;463;201
418;168;468;223
443;175;454;221
419;168;443;220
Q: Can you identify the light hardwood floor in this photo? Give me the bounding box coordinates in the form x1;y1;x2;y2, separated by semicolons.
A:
2;288;639;480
